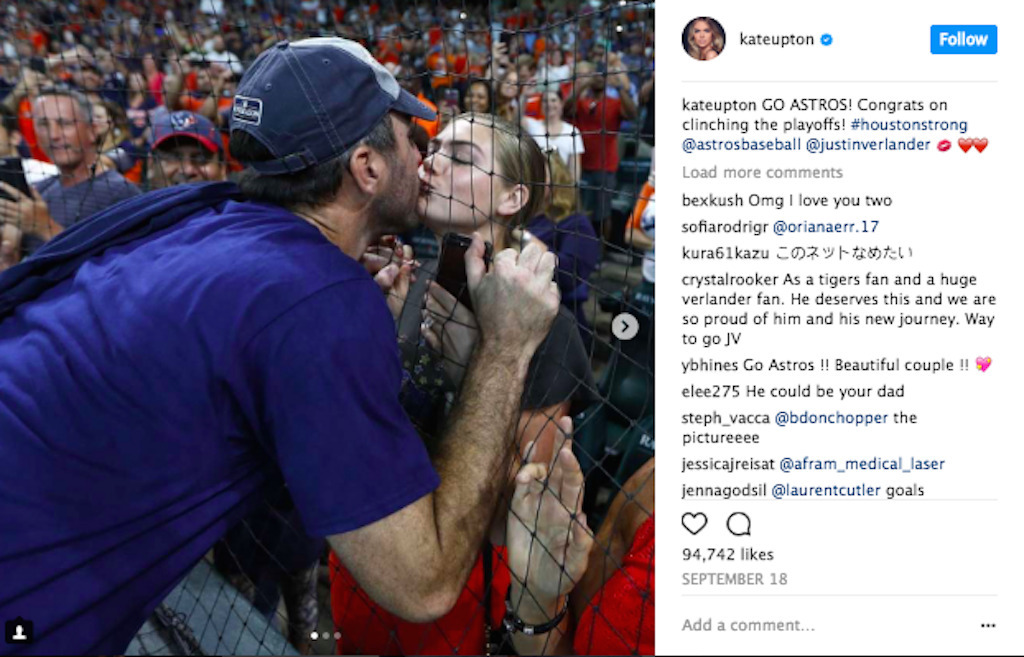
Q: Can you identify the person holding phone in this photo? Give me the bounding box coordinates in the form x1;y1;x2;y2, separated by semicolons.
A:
329;112;597;655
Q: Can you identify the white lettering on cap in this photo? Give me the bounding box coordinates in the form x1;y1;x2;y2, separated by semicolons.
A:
292;37;400;100
233;95;263;125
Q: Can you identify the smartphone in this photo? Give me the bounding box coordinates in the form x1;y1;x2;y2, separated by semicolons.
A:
436;233;492;313
0;158;31;202
442;88;460;113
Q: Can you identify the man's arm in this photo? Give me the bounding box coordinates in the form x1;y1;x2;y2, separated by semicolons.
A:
614;75;638;120
328;236;561;622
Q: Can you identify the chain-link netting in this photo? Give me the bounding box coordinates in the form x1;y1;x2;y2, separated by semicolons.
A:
0;1;653;654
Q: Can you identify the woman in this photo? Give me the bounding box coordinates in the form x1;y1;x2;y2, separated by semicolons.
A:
521;90;584;183
93;100;142;181
686;17;725;60
527;153;599;350
462;79;493;114
125;72;158;144
330;113;597;655
506;457;654;655
495;69;520;123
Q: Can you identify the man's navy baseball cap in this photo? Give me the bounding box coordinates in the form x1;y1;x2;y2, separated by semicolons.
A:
151;111;222;153
230;37;436;175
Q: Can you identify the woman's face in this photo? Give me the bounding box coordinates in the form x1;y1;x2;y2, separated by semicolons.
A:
499;70;518;101
418;119;504;235
542;92;563;120
693;20;713;49
464;82;490;112
92;103;110;136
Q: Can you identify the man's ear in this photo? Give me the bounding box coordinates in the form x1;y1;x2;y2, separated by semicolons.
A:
496;183;528;218
346;145;386;196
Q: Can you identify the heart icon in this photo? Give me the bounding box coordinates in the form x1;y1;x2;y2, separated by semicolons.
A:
976;357;992;372
958;138;974;153
682;512;708;535
974;138;989;153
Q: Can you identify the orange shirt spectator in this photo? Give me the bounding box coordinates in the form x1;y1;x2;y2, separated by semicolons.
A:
18;97;48;163
414;93;440;138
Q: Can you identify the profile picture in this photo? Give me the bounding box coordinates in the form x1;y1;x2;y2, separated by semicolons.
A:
683;17;726;61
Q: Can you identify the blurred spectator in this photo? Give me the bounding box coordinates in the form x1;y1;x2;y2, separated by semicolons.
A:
1;66;49;162
389;62;441;138
142;53;166;106
462;78;493;113
93;99;143;182
566;60;636;233
639;71;654;146
147;111;226;189
526;153;600;350
494;68;520;124
202;33;244;76
125;72;158;143
1;86;139;254
536;45;572;85
167;58;236;126
94;48;127;107
521;90;584;182
626;150;655;289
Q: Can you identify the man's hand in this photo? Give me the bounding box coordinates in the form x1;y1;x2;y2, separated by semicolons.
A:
466;232;559;357
210;63;234;95
1;222;21;271
422;282;479;388
507;419;593;622
0;183;61;241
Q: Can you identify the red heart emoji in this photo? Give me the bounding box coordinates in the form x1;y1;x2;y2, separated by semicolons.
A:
958;138;974;152
974;138;988;153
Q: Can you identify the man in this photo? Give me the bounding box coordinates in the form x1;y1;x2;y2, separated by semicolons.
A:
147;110;226;188
165;57;237;126
566;59;637;234
0;37;560;654
0;86;140;255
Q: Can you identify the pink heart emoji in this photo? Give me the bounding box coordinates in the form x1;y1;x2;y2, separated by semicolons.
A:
976;357;991;372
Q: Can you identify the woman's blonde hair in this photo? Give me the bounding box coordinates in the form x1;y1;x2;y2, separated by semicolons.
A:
453;112;547;227
545;151;579;222
686;17;725;59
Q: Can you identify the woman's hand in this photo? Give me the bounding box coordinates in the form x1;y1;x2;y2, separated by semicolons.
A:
362;235;417;321
422;282;479;388
506;421;593;623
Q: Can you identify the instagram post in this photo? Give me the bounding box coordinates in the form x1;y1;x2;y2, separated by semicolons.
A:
0;1;654;655
659;1;1021;655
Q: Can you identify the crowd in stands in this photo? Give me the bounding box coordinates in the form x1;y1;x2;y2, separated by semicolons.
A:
0;1;654;654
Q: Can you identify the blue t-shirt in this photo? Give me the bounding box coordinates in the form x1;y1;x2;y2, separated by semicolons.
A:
0;199;439;654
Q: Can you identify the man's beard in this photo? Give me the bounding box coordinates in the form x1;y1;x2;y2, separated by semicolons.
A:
369;170;420;235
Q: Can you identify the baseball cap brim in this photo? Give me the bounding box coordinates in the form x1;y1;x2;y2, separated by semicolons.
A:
393;89;436;122
153;132;222;154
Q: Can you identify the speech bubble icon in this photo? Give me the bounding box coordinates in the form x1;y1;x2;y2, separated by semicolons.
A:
727;512;751;536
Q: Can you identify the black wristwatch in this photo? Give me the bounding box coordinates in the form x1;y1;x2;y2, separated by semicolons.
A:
502;586;570;636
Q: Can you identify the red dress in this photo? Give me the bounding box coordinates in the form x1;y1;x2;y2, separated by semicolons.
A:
330;546;509;655
574;515;655;656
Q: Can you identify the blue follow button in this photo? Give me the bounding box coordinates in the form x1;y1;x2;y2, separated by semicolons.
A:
931;25;998;54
